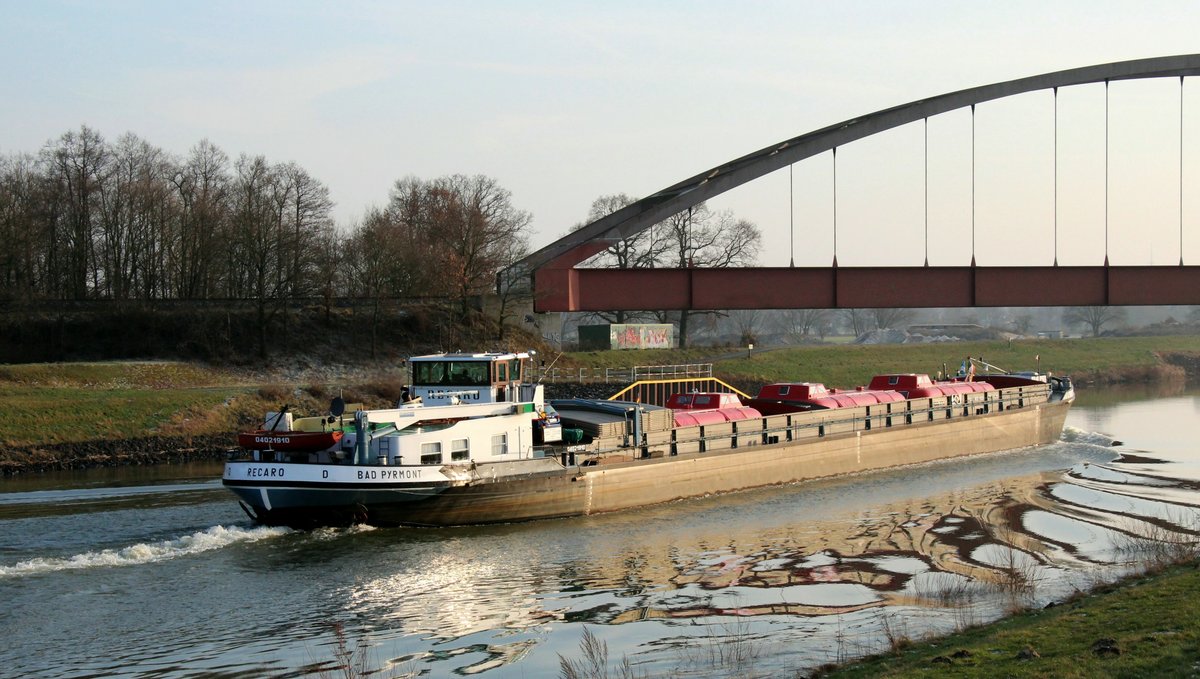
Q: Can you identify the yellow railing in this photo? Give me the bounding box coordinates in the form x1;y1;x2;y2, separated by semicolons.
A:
607;377;750;406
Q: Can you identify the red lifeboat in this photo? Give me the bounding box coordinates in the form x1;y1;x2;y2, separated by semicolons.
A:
666;392;761;427
237;430;343;452
745;382;905;414
867;373;996;398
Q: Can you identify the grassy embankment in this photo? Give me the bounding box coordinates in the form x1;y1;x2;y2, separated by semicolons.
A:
0;335;1196;470
820;562;1200;678
3;335;1199;448
0;362;253;447
0;361;406;473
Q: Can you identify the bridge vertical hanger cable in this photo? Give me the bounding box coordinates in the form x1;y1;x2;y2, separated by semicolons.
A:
789;163;795;267
924;117;929;267
1054;87;1059;266
1181;76;1186;266
832;147;838;267
971;104;976;266
1105;80;1110;266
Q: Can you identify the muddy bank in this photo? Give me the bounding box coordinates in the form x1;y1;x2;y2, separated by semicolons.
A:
1031;352;1199;386
1159;351;1200;378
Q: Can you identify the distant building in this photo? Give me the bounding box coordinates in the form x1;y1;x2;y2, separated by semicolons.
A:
1035;329;1065;339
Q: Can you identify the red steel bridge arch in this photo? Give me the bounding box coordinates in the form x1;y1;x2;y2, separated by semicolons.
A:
516;54;1200;312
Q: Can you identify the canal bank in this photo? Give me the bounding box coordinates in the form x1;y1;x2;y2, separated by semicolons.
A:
2;338;1198;476
0;434;232;475
820;561;1200;678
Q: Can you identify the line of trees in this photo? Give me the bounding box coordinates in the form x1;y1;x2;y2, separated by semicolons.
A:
0;126;340;305
0;126;532;354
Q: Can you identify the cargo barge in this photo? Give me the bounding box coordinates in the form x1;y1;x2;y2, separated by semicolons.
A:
222;352;1074;528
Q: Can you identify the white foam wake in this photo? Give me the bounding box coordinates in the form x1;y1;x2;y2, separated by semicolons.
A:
0;524;290;578
1061;425;1117;448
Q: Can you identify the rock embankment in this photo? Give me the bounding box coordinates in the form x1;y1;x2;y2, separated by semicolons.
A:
1;434;233;476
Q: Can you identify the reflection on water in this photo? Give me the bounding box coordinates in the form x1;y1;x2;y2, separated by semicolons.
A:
3;396;1200;676
325;434;1200;675
1074;380;1191;407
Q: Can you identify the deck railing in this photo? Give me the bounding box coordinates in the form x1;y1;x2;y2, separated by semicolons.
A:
531;363;713;384
580;383;1054;461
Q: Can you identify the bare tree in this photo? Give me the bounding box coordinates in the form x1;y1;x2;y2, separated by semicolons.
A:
1012;313;1034;335
346;208;411;357
311;223;343;322
771;308;831;340
842;308;870;337
871;307;915;331
729;309;761;345
660;203;761;347
1062;306;1127;337
412;175;531;317
43;125;109;298
571;193;667;325
493;241;531;342
98;133;174;299
278;162;334;299
169;139;230;299
576;194;666;268
228;154;312;357
0;153;46;299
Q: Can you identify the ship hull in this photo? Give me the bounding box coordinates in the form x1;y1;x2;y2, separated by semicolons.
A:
225;398;1071;528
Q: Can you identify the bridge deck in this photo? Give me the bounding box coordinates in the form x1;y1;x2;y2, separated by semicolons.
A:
535;265;1200;311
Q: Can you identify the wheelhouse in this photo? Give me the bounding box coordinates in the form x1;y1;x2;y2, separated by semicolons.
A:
409;351;532;405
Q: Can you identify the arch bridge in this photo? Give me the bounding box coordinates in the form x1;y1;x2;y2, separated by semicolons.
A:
516;55;1200;312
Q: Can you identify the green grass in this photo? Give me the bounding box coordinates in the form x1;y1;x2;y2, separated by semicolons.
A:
0;360;407;447
554;347;726;371
0;361;243;388
0;361;263;446
824;563;1200;678
0;385;256;446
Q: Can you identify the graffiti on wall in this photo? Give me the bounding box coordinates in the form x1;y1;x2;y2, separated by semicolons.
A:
610;324;673;349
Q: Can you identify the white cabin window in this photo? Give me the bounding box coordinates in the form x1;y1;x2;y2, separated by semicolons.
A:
491;433;508;456
451;438;469;461
421;441;443;465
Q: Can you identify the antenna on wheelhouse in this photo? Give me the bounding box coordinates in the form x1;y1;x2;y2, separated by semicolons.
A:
537;350;563;384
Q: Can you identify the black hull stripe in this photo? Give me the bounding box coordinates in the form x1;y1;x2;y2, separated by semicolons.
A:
223;480;455;490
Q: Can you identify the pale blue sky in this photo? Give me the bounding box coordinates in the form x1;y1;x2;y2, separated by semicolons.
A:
3;1;1200;267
